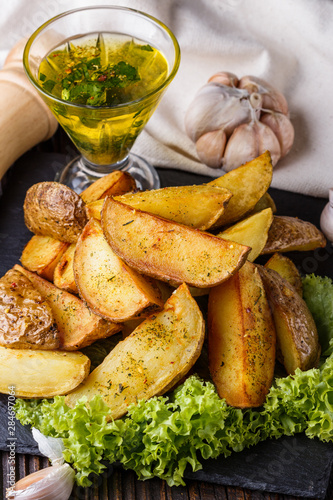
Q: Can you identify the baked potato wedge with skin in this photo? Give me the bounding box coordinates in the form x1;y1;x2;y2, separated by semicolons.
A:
208;261;276;408
65;283;205;418
0;346;90;398
265;253;303;295
80;170;136;204
208;151;273;228
101;198;250;288
53;243;78;294
258;265;320;374
86;185;232;230
217;208;274;262
74;218;163;322
262;216;326;254
14;265;121;350
24;182;88;243
0;269;59;350
20;235;69;282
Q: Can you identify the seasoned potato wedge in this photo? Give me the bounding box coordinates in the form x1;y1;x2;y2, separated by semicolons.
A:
208;151;273;227
14;265;121;350
20;235;69;281
114;185;232;230
258;265;320;374
265;253;303;295
0;269;59;350
0;346;90;398
24;182;88;243
74;219;163;322
65;283;205;418
87;185;232;230
80;170;136;204
53;243;78;294
101;198;250;288
208;261;276;408
217;208;273;262
262;216;326;254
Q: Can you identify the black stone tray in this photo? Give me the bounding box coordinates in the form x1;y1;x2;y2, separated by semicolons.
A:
0;151;332;499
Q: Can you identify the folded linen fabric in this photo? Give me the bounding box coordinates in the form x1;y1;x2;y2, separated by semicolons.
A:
1;0;332;197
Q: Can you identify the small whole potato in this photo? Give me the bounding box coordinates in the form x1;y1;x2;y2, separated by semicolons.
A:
24;182;88;243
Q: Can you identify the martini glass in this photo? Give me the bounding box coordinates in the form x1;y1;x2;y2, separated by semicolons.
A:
23;6;180;192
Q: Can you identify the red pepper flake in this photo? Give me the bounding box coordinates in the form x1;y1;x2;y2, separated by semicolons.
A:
52;53;59;57
170;361;174;364
97;74;107;82
143;378;147;384
10;283;17;289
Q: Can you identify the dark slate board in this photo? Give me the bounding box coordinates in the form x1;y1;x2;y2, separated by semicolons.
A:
0;151;332;499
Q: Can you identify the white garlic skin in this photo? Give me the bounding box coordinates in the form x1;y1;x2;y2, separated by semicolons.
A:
6;464;75;500
261;112;295;157
223;121;281;172
238;75;289;115
195;129;226;168
208;71;238;87
320;188;333;242
184;83;251;142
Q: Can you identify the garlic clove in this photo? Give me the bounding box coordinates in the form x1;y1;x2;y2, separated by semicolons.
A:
238;75;289;115
195;129;226;168
184;83;251;142
7;464;75;499
223;121;281;172
320;188;333;242
208;71;238;87
261;112;295;157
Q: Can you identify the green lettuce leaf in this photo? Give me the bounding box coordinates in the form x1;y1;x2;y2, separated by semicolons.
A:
302;274;333;356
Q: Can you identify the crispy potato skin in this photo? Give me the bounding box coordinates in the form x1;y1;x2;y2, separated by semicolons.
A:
265;253;303;295
101;198;250;288
209;151;273;227
24;182;88;243
14;265;121;351
208;262;276;408
262;216;326;254
0;347;90;398
66;284;205;418
0;269;59;349
258;265;320;374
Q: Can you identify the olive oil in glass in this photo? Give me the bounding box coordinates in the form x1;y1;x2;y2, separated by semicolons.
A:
38;33;169;166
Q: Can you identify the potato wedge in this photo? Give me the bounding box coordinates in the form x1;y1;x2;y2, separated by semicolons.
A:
53;243;78;294
217;208;274;262
262;216;326;254
208;151;273;227
249;192;276;215
208;261;276;408
0;269;59;350
74;218;163;322
265;253;302;295
20;235;69;282
24;182;88;243
80;170;136;204
258;265;320;374
87;185;232;230
101;198;250;288
0;346;90;397
65;283;205;418
14;265;121;350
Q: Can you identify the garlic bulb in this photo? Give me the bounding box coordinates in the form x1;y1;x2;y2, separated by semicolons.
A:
6;428;75;500
185;72;294;170
320;188;333;242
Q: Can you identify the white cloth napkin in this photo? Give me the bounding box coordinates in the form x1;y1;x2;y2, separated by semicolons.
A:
1;0;332;198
